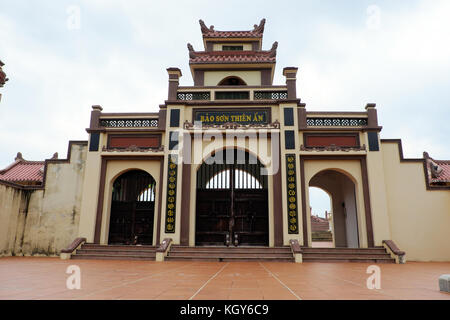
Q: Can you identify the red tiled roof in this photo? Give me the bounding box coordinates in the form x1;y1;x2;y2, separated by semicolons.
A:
0;160;44;183
311;215;330;232
189;51;276;64
203;31;263;38
430;161;450;183
200;19;265;39
424;152;450;184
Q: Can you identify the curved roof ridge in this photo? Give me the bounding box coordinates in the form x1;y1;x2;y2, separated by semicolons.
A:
199;19;266;38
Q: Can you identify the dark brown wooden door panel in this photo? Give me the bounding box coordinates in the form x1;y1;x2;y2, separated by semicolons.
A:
195;149;269;246
108;170;156;245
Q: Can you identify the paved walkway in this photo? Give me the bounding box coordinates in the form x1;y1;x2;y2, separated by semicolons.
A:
0;257;449;300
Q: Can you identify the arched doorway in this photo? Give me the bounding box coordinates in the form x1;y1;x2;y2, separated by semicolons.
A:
195;149;269;246
218;76;247;86
309;170;359;248
108;170;156;245
309;186;333;248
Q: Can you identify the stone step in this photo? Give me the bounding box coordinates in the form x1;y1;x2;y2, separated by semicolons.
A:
168;251;293;258
171;246;291;254
312;232;333;241
165;256;294;262
169;250;292;255
302;248;387;254
303;253;391;259
76;249;156;256
72;244;157;261
72;253;156;261
303;257;395;263
167;246;294;262
301;246;394;263
81;244;156;250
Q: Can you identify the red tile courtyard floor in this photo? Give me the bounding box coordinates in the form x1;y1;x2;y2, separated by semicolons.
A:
0;257;449;300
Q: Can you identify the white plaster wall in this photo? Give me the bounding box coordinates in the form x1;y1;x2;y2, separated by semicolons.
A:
204;71;261;86
381;141;450;261
365;132;392;245
343;177;359;248
0;142;87;256
0;184;39;255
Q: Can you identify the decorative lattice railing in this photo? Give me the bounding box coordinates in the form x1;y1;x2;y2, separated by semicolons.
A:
254;91;288;100
306;118;368;127
100;118;159;128
176;92;211;100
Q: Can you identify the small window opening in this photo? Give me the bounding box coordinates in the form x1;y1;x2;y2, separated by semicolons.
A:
218;76;247;86
222;45;243;51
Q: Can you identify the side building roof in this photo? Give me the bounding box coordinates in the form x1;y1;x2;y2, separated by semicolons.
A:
424;152;450;185
0;153;44;185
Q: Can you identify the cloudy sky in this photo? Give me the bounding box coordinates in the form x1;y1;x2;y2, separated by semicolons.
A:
1;0;449;214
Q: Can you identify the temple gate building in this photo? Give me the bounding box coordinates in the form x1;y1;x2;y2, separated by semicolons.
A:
1;19;449;263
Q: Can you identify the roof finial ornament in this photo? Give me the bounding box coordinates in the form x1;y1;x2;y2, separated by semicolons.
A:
187;43;197;59
0;60;8;88
269;41;278;58
199;19;214;33
15;152;23;161
253;18;266;33
424;151;444;178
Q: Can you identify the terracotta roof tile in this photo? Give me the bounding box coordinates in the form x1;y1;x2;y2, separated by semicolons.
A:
424;152;450;184
189;51;275;64
0;160;44;183
430;161;450;183
311;216;330;232
199;19;265;39
203;31;263;38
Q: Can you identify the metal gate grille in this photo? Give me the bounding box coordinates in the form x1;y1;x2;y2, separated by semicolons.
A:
196;149;269;246
197;149;267;190
109;170;156;245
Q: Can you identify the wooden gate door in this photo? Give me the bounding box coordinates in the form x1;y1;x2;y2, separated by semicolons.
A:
195;149;268;246
108;170;156;245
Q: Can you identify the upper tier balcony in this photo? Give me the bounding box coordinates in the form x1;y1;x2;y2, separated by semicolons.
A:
175;86;289;102
87;106;163;133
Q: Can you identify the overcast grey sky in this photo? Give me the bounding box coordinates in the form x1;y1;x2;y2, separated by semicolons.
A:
0;1;449;215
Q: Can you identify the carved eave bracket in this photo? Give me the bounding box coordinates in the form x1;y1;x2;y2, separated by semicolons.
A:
269;42;278;58
199;19;214;34
187;43;197;59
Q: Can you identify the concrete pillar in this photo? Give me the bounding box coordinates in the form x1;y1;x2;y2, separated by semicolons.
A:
365;103;379;129
283;67;298;100
89;105;103;130
167;68;182;101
